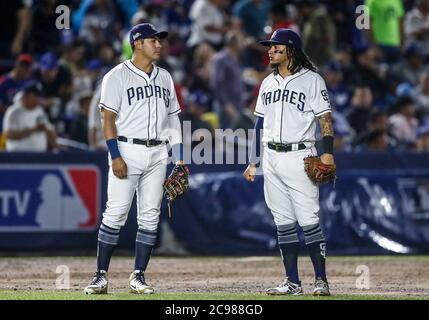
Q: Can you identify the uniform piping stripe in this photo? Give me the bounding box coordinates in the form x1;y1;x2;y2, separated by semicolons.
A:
100;223;120;232
277;223;297;231
99;231;120;244
98;238;118;245
278;229;298;236
137;231;157;238
305;228;322;237
168;108;181;116
278;236;300;244
126;62;152;140
99;103;118;114
99;227;120;236
280;69;310;143
314;109;331;116
138;228;157;235
153;68;160;140
136;239;155;246
254;111;264;117
302;224;320;233
305;234;326;244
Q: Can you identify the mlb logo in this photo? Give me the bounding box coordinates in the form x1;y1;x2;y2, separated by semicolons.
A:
0;165;100;232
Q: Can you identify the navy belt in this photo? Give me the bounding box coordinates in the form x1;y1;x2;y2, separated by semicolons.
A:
118;136;163;147
268;142;307;152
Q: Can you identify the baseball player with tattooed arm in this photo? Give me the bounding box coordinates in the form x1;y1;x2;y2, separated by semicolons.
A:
243;28;336;296
84;23;189;295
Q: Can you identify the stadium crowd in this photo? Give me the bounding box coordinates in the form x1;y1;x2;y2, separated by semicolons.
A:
1;0;429;153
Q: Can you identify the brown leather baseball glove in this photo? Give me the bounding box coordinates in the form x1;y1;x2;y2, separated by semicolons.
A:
163;164;190;217
303;156;336;185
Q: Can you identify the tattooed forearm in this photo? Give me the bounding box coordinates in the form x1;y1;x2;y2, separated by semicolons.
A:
318;112;334;136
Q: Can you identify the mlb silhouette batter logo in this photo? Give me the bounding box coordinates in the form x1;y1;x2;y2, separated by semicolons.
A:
0;165;100;231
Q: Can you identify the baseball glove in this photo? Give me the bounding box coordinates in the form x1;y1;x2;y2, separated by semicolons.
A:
303;156;336;185
163;164;190;216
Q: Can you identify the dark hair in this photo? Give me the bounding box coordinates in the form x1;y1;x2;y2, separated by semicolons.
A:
366;129;386;144
369;110;386;124
274;46;317;75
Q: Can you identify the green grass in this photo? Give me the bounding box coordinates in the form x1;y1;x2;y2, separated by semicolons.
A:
0;291;428;300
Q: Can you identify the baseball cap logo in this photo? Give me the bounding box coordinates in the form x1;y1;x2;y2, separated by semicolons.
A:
132;32;141;40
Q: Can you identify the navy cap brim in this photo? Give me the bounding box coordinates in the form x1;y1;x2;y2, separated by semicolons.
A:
146;31;169;40
259;40;285;47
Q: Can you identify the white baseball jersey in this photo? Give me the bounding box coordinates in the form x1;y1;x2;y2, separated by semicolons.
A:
254;68;331;144
99;60;181;140
3;101;53;152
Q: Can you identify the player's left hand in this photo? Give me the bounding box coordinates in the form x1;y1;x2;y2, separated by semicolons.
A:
320;153;334;165
243;164;257;182
318;153;335;179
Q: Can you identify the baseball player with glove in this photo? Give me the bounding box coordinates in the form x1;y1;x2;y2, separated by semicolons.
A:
84;23;189;295
243;29;335;296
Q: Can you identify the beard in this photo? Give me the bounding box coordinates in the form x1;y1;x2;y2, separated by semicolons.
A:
270;62;280;69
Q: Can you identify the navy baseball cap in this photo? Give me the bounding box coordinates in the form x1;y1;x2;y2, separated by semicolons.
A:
129;23;168;48
259;28;302;50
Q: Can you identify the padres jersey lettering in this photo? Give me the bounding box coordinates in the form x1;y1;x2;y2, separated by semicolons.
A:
255;68;331;144
99;60;180;139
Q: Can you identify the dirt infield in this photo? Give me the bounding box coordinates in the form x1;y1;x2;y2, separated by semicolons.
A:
0;256;428;297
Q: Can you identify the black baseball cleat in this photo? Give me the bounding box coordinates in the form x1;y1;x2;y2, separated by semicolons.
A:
84;270;108;294
313;278;330;296
266;278;303;295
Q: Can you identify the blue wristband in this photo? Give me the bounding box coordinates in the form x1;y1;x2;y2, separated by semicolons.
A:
106;138;121;160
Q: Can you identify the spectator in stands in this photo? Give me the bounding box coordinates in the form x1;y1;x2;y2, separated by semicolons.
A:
182;90;214;134
365;0;405;63
350;46;387;100
347;86;374;136
404;0;429;58
29;0;63;55
69;90;92;144
210;31;246;128
79;0;123;47
87;85;105;150
232;0;270;70
59;39;87;77
389;44;427;86
416;125;429;152
332;107;353;151
324;61;351;114
34;52;73;129
353;110;397;149
389;96;419;148
66;59;103;119
365;129;391;151
2;82;57;152
187;0;229;51
415;71;429;123
301;0;336;67
0;54;34;125
232;0;270;39
262;3;299;67
0;0;30;60
187;43;215;94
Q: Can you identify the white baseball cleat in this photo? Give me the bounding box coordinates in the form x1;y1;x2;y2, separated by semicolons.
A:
313;278;330;296
84;271;108;295
266;278;303;295
129;271;155;294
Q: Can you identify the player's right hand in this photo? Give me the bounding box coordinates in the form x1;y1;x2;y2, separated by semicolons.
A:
112;157;127;179
243;164;257;182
